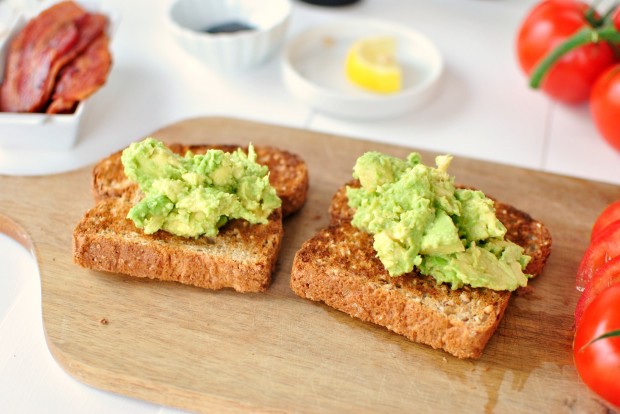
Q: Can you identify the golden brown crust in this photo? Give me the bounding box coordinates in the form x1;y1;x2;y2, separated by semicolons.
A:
291;182;553;358
495;203;552;278
291;222;511;359
73;197;283;293
91;144;309;217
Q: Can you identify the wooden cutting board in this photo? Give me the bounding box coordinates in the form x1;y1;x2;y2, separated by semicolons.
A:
1;117;618;413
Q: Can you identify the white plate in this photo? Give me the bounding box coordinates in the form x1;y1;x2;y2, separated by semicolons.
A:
282;19;443;120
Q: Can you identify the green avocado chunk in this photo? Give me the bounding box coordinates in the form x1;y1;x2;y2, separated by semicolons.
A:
346;151;531;291
121;138;281;238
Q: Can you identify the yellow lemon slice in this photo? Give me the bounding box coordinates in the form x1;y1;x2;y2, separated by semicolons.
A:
345;36;402;94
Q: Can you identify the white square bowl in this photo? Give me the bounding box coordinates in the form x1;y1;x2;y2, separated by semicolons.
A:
0;2;117;150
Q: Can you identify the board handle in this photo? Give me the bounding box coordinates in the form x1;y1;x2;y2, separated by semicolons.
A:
0;213;35;255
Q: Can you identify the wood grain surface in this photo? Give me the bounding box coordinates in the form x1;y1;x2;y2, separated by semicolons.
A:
1;117;619;413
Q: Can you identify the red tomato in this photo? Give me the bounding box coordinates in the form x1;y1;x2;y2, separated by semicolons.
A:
573;283;620;408
576;220;620;290
516;0;616;104
591;200;620;241
590;64;620;151
575;256;620;323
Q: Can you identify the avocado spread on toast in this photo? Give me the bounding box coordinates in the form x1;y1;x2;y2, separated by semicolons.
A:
346;151;531;291
121;138;281;238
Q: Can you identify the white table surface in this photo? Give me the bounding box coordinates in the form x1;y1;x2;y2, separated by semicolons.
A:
1;0;618;412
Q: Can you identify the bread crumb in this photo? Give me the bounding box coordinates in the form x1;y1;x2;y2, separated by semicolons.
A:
99;318;109;325
442;357;447;363
323;36;335;47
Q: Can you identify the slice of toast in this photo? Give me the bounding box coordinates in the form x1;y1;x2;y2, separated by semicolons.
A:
74;143;307;293
291;182;552;358
74;197;283;293
91;144;309;217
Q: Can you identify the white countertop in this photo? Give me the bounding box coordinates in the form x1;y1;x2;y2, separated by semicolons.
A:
1;0;618;412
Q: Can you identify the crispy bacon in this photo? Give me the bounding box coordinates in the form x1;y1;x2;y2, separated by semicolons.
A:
47;34;112;114
0;1;108;113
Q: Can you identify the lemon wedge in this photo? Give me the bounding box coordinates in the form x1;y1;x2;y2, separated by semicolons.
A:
345;36;402;94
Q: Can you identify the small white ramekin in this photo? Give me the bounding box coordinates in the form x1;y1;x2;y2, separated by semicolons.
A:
167;0;291;72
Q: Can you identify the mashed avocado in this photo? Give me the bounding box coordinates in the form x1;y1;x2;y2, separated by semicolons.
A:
121;138;281;238
347;151;531;291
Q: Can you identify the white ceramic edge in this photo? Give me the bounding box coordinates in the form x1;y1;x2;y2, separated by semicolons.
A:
167;0;292;36
0;1;120;150
281;18;444;120
165;0;291;71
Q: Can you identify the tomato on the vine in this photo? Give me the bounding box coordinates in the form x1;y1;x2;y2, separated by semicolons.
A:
590;64;620;152
575;256;620;323
573;283;620;408
516;0;617;104
576;221;620;290
591;200;620;240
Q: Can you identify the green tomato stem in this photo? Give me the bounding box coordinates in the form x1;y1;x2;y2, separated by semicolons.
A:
529;26;620;89
585;3;601;27
579;329;620;353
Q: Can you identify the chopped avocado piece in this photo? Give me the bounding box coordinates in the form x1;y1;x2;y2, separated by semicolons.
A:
347;150;531;291
121;138;281;238
121;138;184;193
454;189;507;242
420;210;464;255
352;151;409;192
418;240;531;291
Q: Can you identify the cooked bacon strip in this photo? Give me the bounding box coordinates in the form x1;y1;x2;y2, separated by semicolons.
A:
68;12;109;64
0;1;108;113
47;34;112;114
45;99;77;115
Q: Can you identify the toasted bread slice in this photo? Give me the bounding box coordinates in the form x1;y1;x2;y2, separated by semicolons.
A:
291;182;552;358
76;143;307;292
91;144;309;217
74;197;283;293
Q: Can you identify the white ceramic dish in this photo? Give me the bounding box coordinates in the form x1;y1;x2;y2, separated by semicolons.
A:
0;2;118;150
167;0;291;72
282;19;443;120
